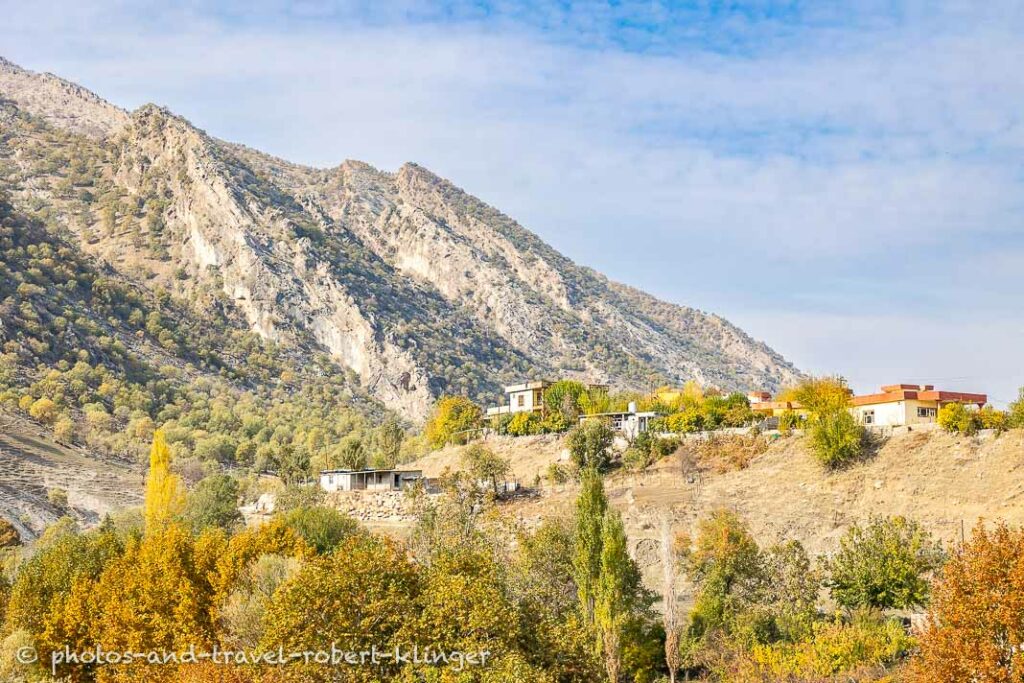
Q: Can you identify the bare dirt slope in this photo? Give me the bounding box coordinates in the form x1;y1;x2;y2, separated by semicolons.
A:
506;427;1024;587
411;433;570;483
0;413;143;541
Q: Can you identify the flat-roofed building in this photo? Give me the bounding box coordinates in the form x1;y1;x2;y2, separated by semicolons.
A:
319;468;424;492
851;384;987;427
486;380;550;418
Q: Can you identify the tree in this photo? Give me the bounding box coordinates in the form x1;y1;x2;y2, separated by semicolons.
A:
573;468;608;624
660;516;682;683
567;419;614;471
280;506;360;555
184;474;242;533
424;396;482;449
28;397;57;424
793;377;863;468
1009;388;1024;429
544;380;587;419
596;509;631;682
461;443;511;494
685;509;764;644
824;516;945;611
144;430;186;534
369;419;404;468
912;522;1024;682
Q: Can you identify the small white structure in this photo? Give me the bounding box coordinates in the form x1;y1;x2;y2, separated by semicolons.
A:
486;380;550;418
319;469;424;493
579;402;656;440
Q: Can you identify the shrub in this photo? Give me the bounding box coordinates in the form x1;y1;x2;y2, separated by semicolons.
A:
47;488;69;510
978;406;1009;433
807;409;864;469
0;518;20;547
937;402;980;435
28;397;57;424
424;396;482;448
823;516;945;611
506;411;542;436
777;410;805;434
545;462;571;485
567;419;614;471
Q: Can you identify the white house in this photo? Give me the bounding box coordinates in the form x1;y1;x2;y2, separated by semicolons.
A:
486;380;550;418
850;384;987;427
319;468;424;493
579;402;656;440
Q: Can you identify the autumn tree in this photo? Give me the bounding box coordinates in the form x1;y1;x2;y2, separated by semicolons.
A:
660;516;682;683
424;395;482;449
280;506;360;555
144;430;186;534
912;522;1024;682
794;376;863;468
824;516;945;611
0;519;19;548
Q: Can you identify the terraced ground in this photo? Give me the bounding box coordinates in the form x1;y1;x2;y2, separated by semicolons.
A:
0;413;143;540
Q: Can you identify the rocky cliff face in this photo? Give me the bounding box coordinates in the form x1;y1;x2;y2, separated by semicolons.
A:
0;57;801;419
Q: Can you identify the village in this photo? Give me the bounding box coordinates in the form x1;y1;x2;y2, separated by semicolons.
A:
311;378;991;501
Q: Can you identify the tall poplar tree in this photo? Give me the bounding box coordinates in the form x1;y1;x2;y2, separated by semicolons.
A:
144;430;186;533
572;467;607;625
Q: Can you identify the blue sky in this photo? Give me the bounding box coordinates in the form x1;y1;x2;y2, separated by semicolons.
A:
2;0;1022;404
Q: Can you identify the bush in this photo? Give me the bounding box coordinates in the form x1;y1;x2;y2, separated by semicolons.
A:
807;409;864;469
566;419;614;471
506;411;542;436
28;397;57;424
937;402;980;435
823;516;945;610
0;518;20;547
745;611;913;680
777;410;805;434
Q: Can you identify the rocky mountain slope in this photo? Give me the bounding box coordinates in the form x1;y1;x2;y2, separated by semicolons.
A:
0;56;800;420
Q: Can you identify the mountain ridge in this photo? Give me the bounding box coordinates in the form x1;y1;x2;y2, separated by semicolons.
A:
0;56;801;419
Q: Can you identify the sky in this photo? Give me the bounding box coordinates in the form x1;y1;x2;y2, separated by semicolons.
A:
2;1;1022;404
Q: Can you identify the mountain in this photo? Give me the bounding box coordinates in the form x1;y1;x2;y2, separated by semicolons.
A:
0;56;800;421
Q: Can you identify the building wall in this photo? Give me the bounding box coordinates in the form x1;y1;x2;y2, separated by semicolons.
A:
852;400;939;427
508;388;542;413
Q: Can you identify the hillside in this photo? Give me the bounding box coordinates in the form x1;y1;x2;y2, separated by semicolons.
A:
0;56;801;424
419;427;1024;597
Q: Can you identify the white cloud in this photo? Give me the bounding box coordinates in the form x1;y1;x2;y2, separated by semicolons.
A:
1;0;1022;397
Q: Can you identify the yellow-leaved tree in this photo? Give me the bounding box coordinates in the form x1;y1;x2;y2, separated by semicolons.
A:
144;430;186;533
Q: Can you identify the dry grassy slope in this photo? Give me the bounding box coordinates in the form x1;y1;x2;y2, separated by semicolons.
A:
411;433;571;483
423;428;1024;595
0;413;143;540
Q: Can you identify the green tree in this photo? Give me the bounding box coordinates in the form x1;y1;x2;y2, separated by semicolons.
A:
1009;388;1024;429
596;509;634;682
794;377;863;468
280;506;360;555
544;380;587;419
424;396;482;449
573;468;608;624
824;516;945;610
461;443;511;495
567;419;615;471
184;474;242;533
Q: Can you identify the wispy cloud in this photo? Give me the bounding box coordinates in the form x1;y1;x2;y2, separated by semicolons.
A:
1;0;1021;401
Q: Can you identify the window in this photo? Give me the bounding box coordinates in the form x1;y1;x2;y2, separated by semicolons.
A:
917;406;937;419
517;394;525;407
862;409;874;425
